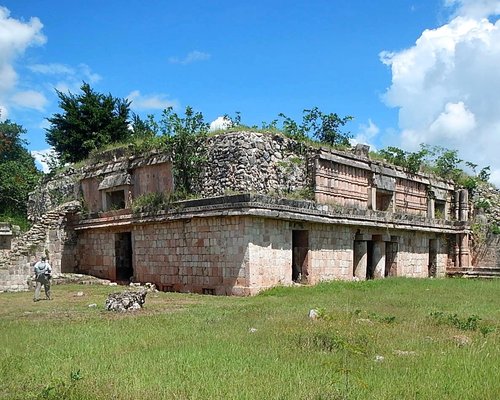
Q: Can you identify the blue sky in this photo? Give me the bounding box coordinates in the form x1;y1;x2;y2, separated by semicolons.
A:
2;1;500;184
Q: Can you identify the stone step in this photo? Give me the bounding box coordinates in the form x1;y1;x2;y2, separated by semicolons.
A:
446;267;500;279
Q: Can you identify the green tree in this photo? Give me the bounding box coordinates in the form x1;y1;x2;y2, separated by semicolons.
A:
46;82;131;163
378;146;429;174
279;107;353;146
154;106;209;195
0;120;41;224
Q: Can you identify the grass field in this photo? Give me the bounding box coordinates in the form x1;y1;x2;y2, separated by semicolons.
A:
0;278;499;399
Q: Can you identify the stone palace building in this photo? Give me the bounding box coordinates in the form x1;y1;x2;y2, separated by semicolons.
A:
2;131;492;295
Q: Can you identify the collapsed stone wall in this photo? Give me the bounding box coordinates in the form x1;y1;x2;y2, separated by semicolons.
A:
0;201;80;292
195;131;317;197
470;182;500;268
27;169;81;224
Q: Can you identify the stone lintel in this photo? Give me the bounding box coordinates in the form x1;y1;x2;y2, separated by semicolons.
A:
372;234;392;242
355;233;372;241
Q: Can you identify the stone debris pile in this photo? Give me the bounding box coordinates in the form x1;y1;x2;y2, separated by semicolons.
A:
105;289;148;312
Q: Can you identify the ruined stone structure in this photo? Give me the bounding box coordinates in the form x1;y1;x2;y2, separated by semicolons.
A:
0;131;483;294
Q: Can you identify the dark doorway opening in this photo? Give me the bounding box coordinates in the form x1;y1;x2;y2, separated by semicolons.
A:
292;230;309;283
106;190;126;210
116;232;133;282
366;241;374;279
428;239;437;277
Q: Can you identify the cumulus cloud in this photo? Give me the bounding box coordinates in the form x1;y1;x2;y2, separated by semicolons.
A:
381;2;500;185
445;0;500;19
209;116;232;132
0;6;46;115
352;119;380;148
168;50;211;65
127;90;178;111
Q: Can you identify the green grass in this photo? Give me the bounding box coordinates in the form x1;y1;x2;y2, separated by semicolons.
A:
1;278;499;399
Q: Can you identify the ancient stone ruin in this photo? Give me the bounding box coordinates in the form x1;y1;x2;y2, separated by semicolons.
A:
1;130;499;295
105;289;148;312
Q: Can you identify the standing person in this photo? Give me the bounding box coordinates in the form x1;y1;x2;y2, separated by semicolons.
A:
33;255;52;301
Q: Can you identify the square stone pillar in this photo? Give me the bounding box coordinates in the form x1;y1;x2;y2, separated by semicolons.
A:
354;241;367;280
372;240;386;279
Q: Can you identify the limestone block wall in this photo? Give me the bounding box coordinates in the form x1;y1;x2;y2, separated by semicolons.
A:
308;225;355;282
397;232;441;277
132;162;173;199
134;216;250;295
246;218;291;292
395;178;428;216
314;158;370;208
76;230;116;280
80;177;101;213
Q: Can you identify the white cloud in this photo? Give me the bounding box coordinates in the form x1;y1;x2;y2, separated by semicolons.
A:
0;104;7;120
28;63;75;75
381;5;500;185
428;101;476;138
127;90;178;111
209;116;232;132
352;119;380;148
445;0;500;19
31;63;102;94
168;50;211;65
0;6;46;115
31;148;56;173
11;90;47;111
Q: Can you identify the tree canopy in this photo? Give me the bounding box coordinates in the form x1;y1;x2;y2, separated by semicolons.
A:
0;119;41;225
278;107;353;147
147;106;209;195
46;82;132;163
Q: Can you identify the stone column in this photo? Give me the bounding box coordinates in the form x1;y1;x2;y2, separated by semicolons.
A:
353;241;367;280
368;187;377;210
372;240;386;279
428;197;435;219
459;233;471;268
459;189;469;222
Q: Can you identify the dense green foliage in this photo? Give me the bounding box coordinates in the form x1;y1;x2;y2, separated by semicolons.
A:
279;107;353;146
0;278;498;399
46;82;132;163
376;144;491;188
0;120;41;227
146;106;209;196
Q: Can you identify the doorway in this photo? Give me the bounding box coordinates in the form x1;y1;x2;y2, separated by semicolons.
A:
115;232;133;282
428;239;438;277
366;241;374;279
292;230;309;282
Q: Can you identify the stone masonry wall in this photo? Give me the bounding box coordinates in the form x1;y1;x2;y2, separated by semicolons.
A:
0;201;80;292
195;131;316;197
134;216;250;295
